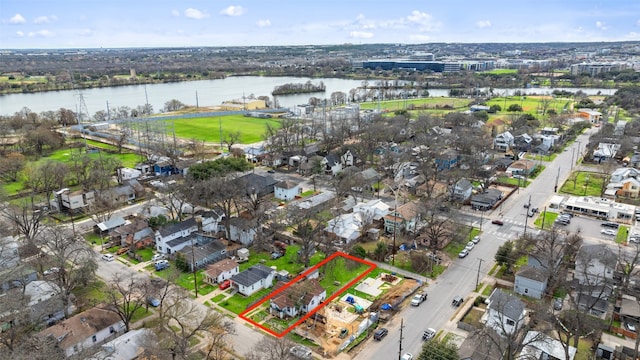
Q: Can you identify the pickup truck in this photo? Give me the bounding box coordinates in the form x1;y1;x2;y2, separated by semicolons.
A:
411;292;427;306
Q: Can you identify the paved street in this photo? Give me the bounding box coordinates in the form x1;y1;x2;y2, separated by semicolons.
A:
354;128;598;360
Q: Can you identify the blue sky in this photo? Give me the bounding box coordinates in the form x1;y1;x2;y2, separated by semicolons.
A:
2;0;640;49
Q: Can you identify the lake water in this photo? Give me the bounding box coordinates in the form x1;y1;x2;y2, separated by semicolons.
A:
0;75;616;117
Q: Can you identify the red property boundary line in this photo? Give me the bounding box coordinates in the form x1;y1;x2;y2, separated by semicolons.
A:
239;251;377;338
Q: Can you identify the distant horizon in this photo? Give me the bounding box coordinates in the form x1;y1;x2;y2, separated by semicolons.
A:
2;0;639;49
3;39;640;52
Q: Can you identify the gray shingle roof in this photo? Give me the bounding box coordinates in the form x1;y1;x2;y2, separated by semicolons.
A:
231;264;274;287
158;217;197;237
488;289;525;321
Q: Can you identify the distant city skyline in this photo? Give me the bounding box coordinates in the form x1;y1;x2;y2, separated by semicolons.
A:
2;0;640;49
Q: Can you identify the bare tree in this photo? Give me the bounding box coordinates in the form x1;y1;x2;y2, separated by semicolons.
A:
223;131;241;153
246;337;295;360
0;200;48;246
105;273;148;332
38;225;97;317
191;176;243;240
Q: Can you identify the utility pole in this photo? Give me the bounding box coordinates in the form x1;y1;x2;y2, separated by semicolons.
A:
398;318;404;360
523;195;531;237
476;258;484;291
555;167;560;193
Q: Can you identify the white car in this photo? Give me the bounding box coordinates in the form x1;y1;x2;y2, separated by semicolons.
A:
601;229;617;236
458;249;469;258
102;254;115;261
411;293;427;306
471;236;480;244
151;254;166;262
465;241;475;251
401;353;413;360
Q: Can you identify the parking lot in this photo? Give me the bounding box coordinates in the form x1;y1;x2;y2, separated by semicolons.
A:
553;212;630;245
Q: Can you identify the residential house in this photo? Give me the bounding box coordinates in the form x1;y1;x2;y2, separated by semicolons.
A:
353;198;391;222
261;153;283;168
40;307;125;358
116;168;141;183
615;120;627;136
204;258;239;285
325;212;364;244
0;264;37;291
507;159;537;176
574;244;617;315
228;216;258;246
321;154;343;175
155;218;199;254
274;180;301;201
153;159;174;177
89;328;153;360
611;167;640;183
532;143;551;155
513;133;533;152
198;208;226;233
102;183;136;205
177;235;227;271
519;331;576;360
340;149;357;167
359;168;380;191
435;149;459;170
471;189;502;211
235;173;278;197
25;280;73;325
94;216;126;235
109;219;154;249
451;178;473;202
52;188;95;213
605;177;640;199
134;162;154;176
494;131;515;152
493;157;514;171
514;265;548;299
484;289;526;336
231;264;275;296
593;143;621;163
0;235;19;270
383;201;421;234
270;278;326;319
174;159;196;177
291;191;336;213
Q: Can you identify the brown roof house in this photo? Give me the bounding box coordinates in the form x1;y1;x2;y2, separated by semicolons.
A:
40;307;125;358
270;278;326;319
204;258;240;285
383;201;421;235
109;219;154;249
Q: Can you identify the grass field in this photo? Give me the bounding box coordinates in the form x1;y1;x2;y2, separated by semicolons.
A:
151;114;281;144
358;97;470;111
560;171;606;197
483;69;518;75
486;96;572;117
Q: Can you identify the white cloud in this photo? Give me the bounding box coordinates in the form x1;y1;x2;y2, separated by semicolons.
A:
33;15;56;24
10;13;26;24
184;8;209;20
28;30;53;37
350;31;373;39
171;9;180;17
256;19;271;27
596;21;608;30
16;31;24;37
406;10;431;25
409;34;431;42
476;20;491;29
220;6;246;17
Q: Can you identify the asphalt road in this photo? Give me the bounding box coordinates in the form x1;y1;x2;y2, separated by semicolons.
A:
354;128;598;360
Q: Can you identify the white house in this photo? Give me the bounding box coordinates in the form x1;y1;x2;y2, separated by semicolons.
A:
89;328;153;360
494;131;515;152
514;265;548;299
40;307;125;358
228;217;258;246
353;198;391;222
610;167;640;183
116;167;141;183
452;178;473;202
270;278;326;319
574;244;616;315
204;258;239;284
519;331;576;360
340;149;357;167
199;209;225;233
484;289;526;336
274;180;301;201
231;264;275;296
325;213;364;244
321;154;343;175
593;143;621;162
52;188;95;213
155;218;199;254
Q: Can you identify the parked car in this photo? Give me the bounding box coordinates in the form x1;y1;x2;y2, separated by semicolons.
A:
271;252;283;260
154;260;170;271
422;328;436;341
147;297;161;307
219;279;232;290
465;241;475;251
471;236;480;244
116;247;129;255
531;207;538;213
452;296;464;307
102;254;115;262
601;229;617;236
602;221;620;229
373;328;389;341
626;322;637;332
458;249;469;258
151;254;166;262
553;298;563;311
492;219;504;226
401;353;413;360
411;292;427;306
523;203;530;209
289;345;313;359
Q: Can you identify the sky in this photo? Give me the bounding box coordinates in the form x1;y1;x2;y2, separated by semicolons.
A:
2;0;640;49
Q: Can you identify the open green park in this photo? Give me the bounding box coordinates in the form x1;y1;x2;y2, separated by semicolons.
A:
560;171;606;197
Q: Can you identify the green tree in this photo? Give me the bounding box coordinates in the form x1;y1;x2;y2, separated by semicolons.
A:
175;252;189;272
349;245;367;259
507;104;523;112
495;240;515;273
489;104;501;113
372;241;388;262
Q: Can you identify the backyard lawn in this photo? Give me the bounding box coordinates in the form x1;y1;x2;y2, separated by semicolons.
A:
239;245;326;275
560;171;606;197
359;97;470;111
497;176;530;187
534;211;558;229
